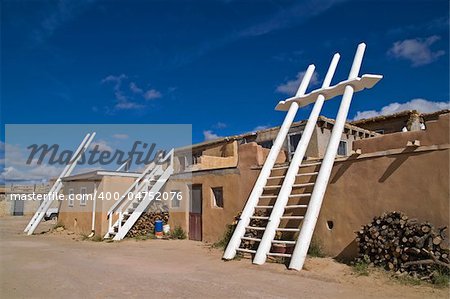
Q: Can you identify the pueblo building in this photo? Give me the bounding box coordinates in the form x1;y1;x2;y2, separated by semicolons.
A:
56;109;449;259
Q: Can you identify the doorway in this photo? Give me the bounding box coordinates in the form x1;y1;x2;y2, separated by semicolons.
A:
13;200;24;216
189;185;202;241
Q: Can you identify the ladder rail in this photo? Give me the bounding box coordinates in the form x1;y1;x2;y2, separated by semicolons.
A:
24;132;96;235
289;43;367;270
253;53;340;265
105;149;174;240
112;163;173;240
222;64;316;260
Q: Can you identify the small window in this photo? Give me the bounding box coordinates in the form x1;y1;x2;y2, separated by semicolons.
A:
375;129;384;134
212;187;224;208
68;189;74;207
258;140;273;149
337;140;347;156
288;133;302;158
80;187;87;206
171;190;181;208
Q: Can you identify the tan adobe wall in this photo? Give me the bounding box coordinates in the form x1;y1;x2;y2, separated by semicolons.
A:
353;113;449;153
318;147;449;259
58;176;135;236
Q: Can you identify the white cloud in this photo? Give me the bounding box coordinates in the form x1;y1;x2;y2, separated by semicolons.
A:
112;134;129;140
1;143;63;182
253;125;270;131
144;89;162;100
203;130;221;141
129;82;143;94
388;36;445;67
352;98;450;120
102;74;127;90
213;122;227;129
115;101;144;110
276;71;319;95
90;140;113;152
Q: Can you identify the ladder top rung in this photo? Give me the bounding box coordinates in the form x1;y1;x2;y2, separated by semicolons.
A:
267;252;292;257
236;248;256;254
280;216;304;220
285;204;308;209
246;226;265;231
255;205;273;209
241;236;261;242
272;240;296;245
276;228;300;232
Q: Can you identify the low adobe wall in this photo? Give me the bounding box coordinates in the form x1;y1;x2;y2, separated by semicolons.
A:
315;115;449;259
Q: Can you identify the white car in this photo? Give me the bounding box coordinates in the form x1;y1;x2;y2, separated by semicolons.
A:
44;208;58;222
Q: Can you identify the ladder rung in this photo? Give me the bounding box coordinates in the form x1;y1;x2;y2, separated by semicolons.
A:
293;183;315;188
276;228;300;232
272;162;322;170
260;193;311;199
285;204;308;209
242;236;261;242
272;240;296;245
268;172;319;180
280;216;304;220
267;252;292;257
299;162;322;167
298;172;319;176
264;183;314;190
290;193;312;198
250;216;269;220
255;205;273;209
236;248;256;254
260;195;277;199
246;226;265;231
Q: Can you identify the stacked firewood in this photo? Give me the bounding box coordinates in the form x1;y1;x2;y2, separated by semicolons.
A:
127;205;169;238
356;211;450;281
241;210;269;250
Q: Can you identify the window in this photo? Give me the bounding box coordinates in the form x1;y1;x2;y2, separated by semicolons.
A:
288;133;302;158
337;140;348;156
68;188;74;207
80;187;87;206
172;190;181;208
186;152;201;166
212;187;224;208
375;129;385;134
258;140;273;149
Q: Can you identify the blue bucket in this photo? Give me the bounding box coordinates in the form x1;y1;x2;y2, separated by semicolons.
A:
154;220;163;233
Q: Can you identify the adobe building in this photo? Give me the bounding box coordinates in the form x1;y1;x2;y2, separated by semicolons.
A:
58;171;138;235
164;116;377;242
55;110;449;260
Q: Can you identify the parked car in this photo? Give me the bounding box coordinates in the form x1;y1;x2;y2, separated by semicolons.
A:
44;208;58;222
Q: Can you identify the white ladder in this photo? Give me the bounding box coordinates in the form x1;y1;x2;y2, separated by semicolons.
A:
224;43;382;271
24;132;96;235
104;149;174;240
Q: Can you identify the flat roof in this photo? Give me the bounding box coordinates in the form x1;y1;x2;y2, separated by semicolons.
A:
61;170;141;182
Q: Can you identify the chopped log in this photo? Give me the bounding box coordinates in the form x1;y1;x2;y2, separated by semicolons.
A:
355;211;450;281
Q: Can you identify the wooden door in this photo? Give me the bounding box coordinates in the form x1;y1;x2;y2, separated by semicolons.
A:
189;185;202;241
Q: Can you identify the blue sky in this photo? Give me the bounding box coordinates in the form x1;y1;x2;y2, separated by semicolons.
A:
1;0;449;145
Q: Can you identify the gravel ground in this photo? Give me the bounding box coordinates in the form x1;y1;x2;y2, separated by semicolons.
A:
0;216;447;298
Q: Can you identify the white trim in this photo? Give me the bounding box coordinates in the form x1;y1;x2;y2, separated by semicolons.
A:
68;188;74;207
80;187;87;206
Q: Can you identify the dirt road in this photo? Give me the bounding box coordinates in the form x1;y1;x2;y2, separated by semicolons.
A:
0;216;447;298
